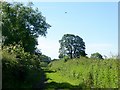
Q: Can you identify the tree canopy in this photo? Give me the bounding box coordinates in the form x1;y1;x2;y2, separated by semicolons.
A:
59;34;87;59
90;52;103;59
1;1;51;53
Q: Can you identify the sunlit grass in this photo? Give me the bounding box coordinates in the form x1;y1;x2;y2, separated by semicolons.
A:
46;57;118;88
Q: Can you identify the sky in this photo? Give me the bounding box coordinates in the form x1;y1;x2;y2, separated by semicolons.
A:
7;1;118;59
31;2;118;59
6;2;118;59
7;0;119;2
6;0;118;59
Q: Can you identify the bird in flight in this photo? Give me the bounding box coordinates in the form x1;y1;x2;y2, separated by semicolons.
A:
65;12;67;13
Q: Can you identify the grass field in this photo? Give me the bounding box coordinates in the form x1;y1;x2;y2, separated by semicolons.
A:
45;57;119;89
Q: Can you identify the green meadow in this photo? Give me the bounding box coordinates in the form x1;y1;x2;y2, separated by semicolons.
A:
45;58;119;89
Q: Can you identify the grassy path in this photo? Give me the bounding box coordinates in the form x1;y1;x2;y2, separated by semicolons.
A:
32;69;46;89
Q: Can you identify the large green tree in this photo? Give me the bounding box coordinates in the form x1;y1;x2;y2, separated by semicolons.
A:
59;34;87;59
1;1;51;53
90;52;103;59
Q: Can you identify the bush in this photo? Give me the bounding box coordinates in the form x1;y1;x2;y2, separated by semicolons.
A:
90;52;103;59
63;56;69;62
2;44;43;88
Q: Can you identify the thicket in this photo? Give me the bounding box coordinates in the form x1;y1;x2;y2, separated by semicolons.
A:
2;44;45;88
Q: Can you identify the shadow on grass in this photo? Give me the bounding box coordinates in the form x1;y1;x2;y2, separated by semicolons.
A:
32;69;56;89
44;70;56;73
45;81;86;89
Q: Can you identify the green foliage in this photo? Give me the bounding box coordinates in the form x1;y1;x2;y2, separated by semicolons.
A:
63;56;69;62
39;55;51;68
58;53;64;59
1;1;51;53
90;52;103;59
59;34;86;59
39;54;51;63
1;2;51;88
46;58;118;88
2;44;43;88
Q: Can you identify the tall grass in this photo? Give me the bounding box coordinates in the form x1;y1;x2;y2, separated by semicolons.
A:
46;57;118;88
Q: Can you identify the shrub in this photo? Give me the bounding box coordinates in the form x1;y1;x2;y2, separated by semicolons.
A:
2;44;43;88
90;52;103;59
63;56;69;62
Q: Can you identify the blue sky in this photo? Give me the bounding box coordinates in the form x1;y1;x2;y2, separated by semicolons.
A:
32;2;118;59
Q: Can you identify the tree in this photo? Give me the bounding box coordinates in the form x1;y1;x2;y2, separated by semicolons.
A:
90;52;103;59
59;34;87;59
1;1;51;53
40;54;51;63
